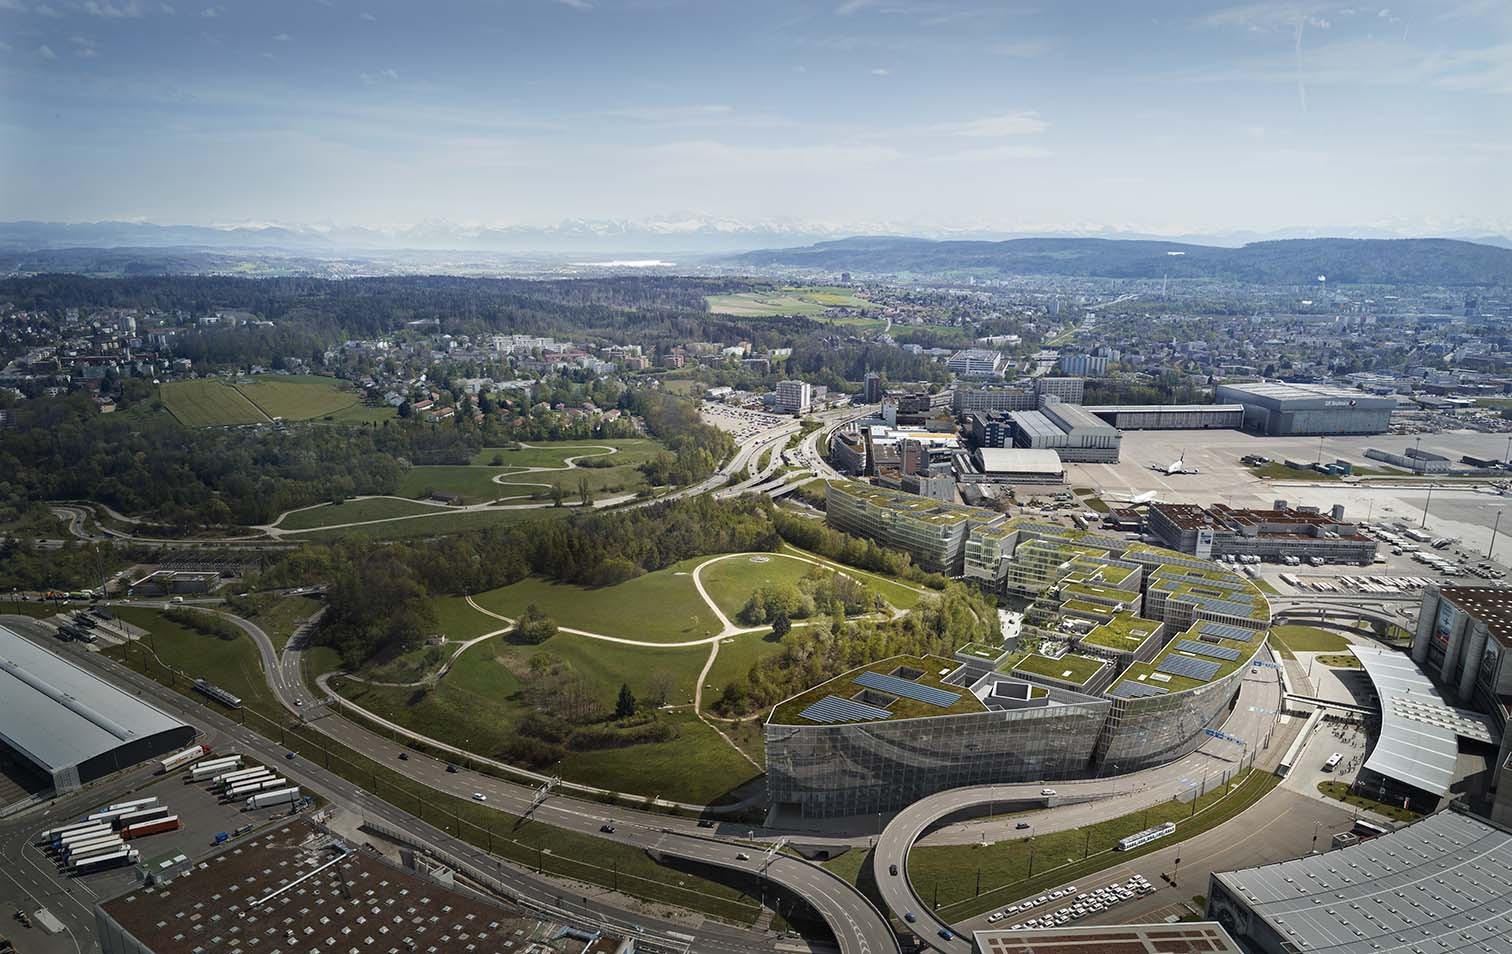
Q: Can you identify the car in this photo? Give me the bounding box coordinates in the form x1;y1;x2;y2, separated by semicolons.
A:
903;912;917;924
472;792;486;801
446;764;459;773
285;752;295;760
938;929;954;940
697;819;713;828
889;864;899;876
987;912;1004;923
1015;821;1031;830
1051;890;1064;899
293;700;303;707
398;752;409;761
600;824;616;834
735;852;750;861
1041;788;1057;796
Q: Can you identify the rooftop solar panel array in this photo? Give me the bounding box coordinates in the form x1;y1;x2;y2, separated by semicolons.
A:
1158;655;1222;682
1109;681;1168;699
1182;592;1262;620
854;670;962;707
1196;621;1259;643
1177;638;1242;662
798;695;894;724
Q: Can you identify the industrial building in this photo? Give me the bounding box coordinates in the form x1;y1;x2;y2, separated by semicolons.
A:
1007;402;1121;463
953;384;1037;416
970;447;1067;484
1413;586;1512;825
1146;501;1377;565
1366;446;1453;473
766;518;1271;816
1215;381;1395;435
1083;404;1245;431
0;624;195;795
95;821;632;954
774;379;812;414
1206;809;1512;954
947;348;1008;378
825;480;1005;575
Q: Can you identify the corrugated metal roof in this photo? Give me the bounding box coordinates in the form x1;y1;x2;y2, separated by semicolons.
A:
976;447;1064;474
1350;645;1466;797
0;624;189;772
1216;811;1512;954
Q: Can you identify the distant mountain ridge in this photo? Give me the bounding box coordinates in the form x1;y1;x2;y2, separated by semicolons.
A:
726;236;1512;286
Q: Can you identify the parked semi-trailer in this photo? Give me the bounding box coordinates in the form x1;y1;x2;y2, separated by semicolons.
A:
190;756;243;780
228;777;289;800
101;796;158;814
113;806;170;830
122;816;180;840
219;773;274;795
62;836;124;860
43;821;111;846
159;744;211;773
70;848;140;874
214;767;269;789
55;826;114;851
246;787;301;810
67;839;128;863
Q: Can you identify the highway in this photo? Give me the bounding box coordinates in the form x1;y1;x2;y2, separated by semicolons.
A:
872;648;1289;952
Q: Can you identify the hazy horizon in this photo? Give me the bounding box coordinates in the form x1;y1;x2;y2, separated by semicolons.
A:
2;0;1508;237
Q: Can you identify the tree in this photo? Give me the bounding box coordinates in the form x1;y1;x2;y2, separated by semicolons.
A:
578;475;592;507
645;669;676;708
511;603;558;644
615;682;637;719
771;613;791;637
398;400;413;418
551;482;565;507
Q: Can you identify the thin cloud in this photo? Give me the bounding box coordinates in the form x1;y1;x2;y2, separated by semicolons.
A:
928;144;1053;163
557;0;592;8
36;43;56;60
83;0;144;17
990;38;1050;57
870;66;889;75
359;11;376;21
931;111;1048;137
273;32;290;42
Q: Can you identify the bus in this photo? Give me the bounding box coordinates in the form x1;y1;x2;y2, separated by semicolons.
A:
1323;752;1343;773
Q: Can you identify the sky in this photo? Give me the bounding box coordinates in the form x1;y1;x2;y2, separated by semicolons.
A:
0;0;1509;238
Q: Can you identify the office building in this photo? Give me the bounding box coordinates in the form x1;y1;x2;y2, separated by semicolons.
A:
863;372;882;404
1215;381;1395;435
766;518;1271;815
947;349;1007;379
1147;502;1377;565
1035;376;1086;405
775;379;812;415
1084;404;1244;431
953;385;1037;416
1206;809;1512;954
1058;353;1110;376
825;480;1005;575
0;624;195;797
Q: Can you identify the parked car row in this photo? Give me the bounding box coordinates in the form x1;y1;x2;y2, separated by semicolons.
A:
987;874;1153;929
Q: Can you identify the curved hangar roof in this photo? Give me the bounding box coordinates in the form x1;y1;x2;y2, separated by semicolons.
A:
0;623;191;780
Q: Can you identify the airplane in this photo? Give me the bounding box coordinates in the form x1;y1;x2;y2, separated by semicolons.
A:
1150;450;1199;476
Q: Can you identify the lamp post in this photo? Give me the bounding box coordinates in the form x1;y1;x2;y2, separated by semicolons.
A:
1489;510;1504;561
1421;483;1433;530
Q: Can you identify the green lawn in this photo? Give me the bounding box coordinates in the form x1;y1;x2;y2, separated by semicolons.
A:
106;606;280;715
322;402;397;425
469;439;658;469
1271;625;1351;653
778;543;930;610
1317;653;1363;669
1317;781;1419;822
396;466;540;504
100;611;762;922
706;630;784;695
239;594;323;652
234;375;362;420
336;631;761;803
160;379;267;427
698;553;831;620
277;496;447;530
469;557;719;642
1251;462;1340;481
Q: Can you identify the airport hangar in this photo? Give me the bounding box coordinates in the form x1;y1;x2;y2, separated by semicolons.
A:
0;623;194;795
1214;381;1395;436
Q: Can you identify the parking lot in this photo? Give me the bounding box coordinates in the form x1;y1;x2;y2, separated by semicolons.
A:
699;400;794;443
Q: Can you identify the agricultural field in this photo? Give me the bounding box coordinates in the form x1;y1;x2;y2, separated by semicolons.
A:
233;374;362;420
705;285;874;318
160;379;267;427
276;496;448;531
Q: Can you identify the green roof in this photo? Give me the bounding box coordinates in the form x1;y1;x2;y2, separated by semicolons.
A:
1011;651;1107;687
1082;612;1163;652
1112;618;1267;694
957;642;1006;660
769;654;986;725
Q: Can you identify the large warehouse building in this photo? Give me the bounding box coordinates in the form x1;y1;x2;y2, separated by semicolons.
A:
1215;381;1395;435
1206;809;1512;954
0;624;194;794
1084;404;1245;431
